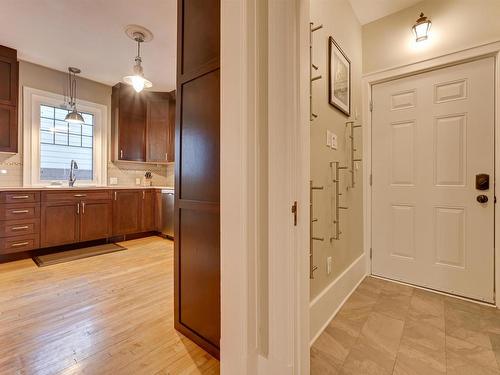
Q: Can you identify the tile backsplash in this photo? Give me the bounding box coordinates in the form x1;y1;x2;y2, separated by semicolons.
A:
0;153;174;188
107;162;174;187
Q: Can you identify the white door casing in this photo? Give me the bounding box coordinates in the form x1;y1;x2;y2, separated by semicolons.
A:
371;57;495;302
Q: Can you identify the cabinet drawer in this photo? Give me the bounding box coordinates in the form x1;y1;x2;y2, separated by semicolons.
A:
0;192;40;204
0;204;40;220
42;190;112;202
0;234;39;254
0;219;39;237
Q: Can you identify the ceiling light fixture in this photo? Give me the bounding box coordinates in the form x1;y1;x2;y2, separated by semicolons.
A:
123;25;154;93
412;12;431;42
64;67;85;124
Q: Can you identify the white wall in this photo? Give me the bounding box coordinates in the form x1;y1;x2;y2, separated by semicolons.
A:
363;0;500;73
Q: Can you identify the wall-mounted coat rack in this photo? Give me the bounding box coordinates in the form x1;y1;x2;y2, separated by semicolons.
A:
310;181;324;279
330;162;348;241
310;22;323;122
346;121;362;188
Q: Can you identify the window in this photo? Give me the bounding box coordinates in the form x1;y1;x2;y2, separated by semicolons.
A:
23;87;107;187
39;105;94;181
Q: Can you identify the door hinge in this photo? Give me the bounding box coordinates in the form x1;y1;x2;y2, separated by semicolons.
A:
370;174;373;186
369;100;373;112
370;247;373;259
291;201;298;226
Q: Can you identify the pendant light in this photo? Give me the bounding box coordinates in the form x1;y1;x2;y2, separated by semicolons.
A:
412;12;432;42
64;67;84;124
123;25;154;93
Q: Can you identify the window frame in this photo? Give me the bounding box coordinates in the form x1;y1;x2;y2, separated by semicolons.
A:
23;87;108;187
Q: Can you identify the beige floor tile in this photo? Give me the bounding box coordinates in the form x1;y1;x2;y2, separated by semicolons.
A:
372;293;412;321
446;334;500;375
311;279;500;374
340;341;394;375
392;319;446;375
446;304;492;349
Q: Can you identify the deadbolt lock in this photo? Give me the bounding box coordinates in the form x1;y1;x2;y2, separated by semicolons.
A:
476;174;490;190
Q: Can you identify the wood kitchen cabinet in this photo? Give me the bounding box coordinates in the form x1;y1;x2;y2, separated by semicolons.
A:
112;83;147;162
80;200;112;242
112;83;175;163
40;191;113;247
41;201;80;247
112;190;142;235
0;45;18;153
141;189;155;231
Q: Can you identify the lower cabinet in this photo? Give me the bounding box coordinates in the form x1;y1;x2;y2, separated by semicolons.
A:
112;190;142;235
41;201;80;247
41;196;113;247
80;200;112;242
113;189;156;235
141;190;156;232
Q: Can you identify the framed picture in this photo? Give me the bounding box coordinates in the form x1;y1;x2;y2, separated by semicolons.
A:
328;37;351;116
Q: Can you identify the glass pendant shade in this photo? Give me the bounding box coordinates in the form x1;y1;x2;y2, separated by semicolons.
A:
412;12;431;42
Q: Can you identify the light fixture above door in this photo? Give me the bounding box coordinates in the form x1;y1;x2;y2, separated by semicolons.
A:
412;12;431;42
64;67;84;124
123;25;154;93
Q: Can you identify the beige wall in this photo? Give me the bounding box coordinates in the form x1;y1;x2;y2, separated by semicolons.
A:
363;0;500;73
310;0;363;300
0;61;173;187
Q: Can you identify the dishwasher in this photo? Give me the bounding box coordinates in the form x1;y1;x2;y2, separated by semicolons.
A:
161;189;174;239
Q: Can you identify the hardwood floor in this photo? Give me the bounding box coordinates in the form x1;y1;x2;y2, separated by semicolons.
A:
0;236;219;375
311;276;500;375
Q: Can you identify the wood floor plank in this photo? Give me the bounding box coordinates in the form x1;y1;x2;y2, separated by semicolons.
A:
0;236;219;374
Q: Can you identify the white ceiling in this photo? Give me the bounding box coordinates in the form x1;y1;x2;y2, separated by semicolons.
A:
0;0;177;91
349;0;422;25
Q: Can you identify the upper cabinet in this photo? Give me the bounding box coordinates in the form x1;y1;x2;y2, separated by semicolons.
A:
0;45;18;153
111;83;175;163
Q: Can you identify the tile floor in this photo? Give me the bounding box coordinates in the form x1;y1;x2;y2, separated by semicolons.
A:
311;276;500;375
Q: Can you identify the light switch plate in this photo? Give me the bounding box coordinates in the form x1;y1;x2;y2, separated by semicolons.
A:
331;132;338;150
326;130;332;147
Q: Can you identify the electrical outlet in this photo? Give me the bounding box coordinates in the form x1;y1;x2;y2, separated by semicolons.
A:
109;177;118;185
327;256;332;274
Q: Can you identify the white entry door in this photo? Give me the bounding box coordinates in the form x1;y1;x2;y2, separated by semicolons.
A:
372;57;495;302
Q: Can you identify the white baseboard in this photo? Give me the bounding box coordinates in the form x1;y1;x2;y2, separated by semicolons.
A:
309;253;367;346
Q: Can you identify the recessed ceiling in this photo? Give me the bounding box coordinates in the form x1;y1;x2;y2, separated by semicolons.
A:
0;0;177;91
349;0;422;25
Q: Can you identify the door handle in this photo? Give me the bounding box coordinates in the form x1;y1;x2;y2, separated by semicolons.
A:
477;195;488;203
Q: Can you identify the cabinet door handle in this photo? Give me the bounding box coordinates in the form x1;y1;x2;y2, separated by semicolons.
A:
120;149;123;158
11;226;29;231
77;203;80;215
11;241;29;247
12;210;29;214
143;191;145;199
114;192;117;201
82;202;85;214
74;194;87;197
11;195;30;199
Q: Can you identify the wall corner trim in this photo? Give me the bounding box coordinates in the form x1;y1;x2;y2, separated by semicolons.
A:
309;253;367;346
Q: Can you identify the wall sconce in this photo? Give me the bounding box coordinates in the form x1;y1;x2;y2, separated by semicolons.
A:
412;12;431;42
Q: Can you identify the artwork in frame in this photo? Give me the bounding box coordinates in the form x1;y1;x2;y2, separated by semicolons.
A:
328;37;351;116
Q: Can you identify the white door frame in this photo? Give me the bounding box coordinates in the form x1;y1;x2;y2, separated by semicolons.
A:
220;0;310;373
362;40;500;306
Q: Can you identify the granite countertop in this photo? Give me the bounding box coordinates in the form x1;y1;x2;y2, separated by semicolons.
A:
0;186;174;192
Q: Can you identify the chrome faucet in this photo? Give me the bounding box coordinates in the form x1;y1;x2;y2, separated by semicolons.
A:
69;160;78;187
